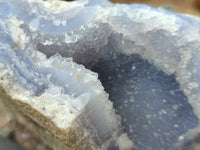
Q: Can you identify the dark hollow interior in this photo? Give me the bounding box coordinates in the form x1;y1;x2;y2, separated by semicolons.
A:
92;53;198;150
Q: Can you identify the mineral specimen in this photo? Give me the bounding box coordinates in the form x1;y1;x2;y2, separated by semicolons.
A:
0;0;200;150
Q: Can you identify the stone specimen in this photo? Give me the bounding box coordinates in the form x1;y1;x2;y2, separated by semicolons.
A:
0;0;200;150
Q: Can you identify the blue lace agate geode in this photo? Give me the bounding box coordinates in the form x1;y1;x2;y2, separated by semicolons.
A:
0;0;200;149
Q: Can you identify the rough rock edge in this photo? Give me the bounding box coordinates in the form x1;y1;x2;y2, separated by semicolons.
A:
0;99;52;150
0;85;97;150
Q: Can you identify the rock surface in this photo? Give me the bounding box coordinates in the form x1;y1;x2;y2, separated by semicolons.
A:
0;0;200;150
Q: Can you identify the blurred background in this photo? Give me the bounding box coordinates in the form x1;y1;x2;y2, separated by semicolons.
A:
110;0;200;16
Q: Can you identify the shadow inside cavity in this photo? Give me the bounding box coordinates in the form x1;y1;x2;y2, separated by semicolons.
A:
92;53;199;150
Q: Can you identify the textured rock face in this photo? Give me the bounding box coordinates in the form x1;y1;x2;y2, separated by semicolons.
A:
0;0;200;150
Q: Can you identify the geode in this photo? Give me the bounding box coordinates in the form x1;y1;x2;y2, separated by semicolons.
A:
0;0;200;150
